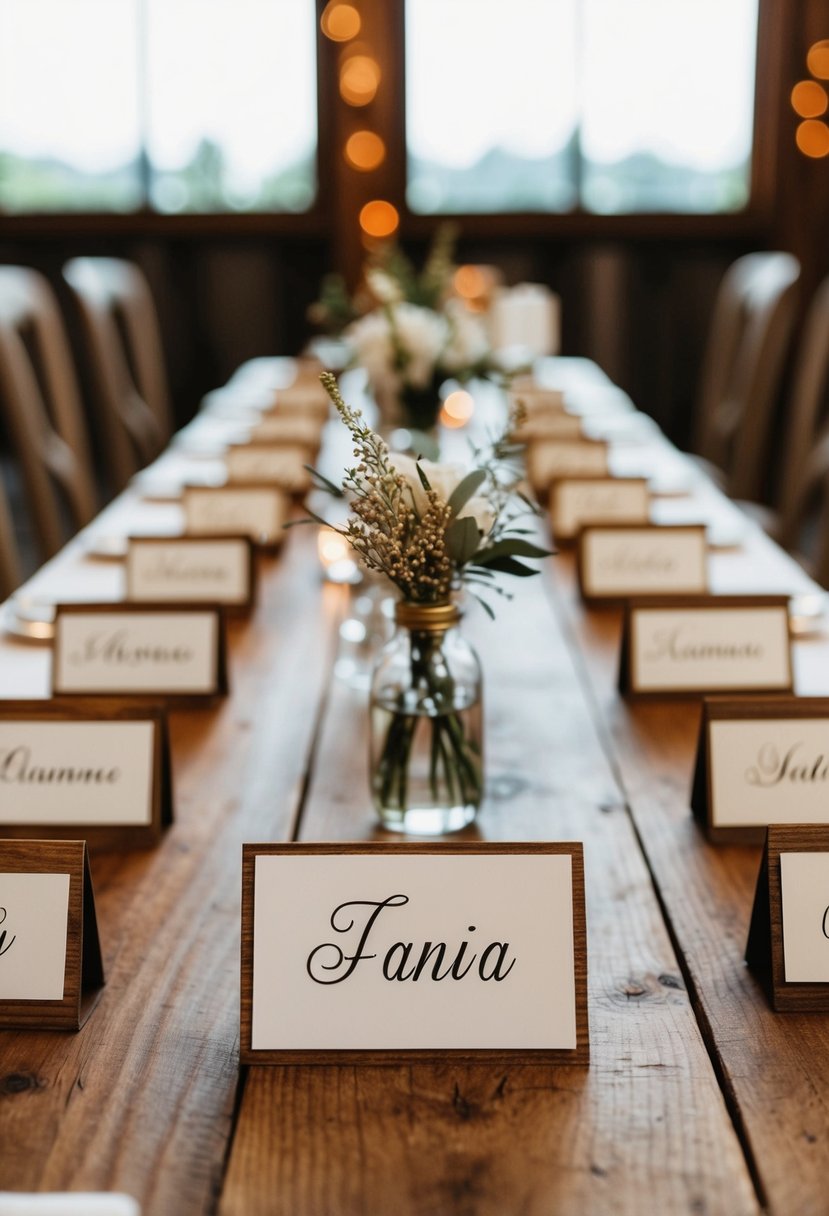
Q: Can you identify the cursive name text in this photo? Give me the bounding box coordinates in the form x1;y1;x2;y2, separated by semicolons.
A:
69;628;193;667
306;895;516;985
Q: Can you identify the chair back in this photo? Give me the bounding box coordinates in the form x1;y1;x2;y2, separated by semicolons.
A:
694;252;800;502
0;464;22;599
0;266;97;559
63;257;172;492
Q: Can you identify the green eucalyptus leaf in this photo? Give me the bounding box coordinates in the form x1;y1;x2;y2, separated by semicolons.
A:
472;538;552;564
470;593;496;621
474;555;539;578
447;469;487;517
305;466;344;498
415;462;432;492
445;514;481;563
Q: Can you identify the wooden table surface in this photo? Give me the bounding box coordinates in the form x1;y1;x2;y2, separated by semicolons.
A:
1;359;829;1215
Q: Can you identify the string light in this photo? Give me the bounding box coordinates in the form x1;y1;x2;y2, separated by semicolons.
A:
359;200;399;238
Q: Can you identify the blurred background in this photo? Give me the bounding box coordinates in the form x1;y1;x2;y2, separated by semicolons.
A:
0;0;826;448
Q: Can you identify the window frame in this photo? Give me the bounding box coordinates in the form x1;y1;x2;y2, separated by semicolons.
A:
0;0;783;251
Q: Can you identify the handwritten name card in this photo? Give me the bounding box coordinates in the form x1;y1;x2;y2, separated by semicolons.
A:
53;604;226;701
241;842;588;1064
509;386;566;414
127;536;255;612
0;701;172;849
224;444;311;494
619;596;792;699
268;386;330;420
251;416;323;450
549;477;650;543
0;839;103;1030
183;484;288;547
746;826;829;1011
691;698;829;843
528;440;609;492
513;413;583;444
577;524;708;603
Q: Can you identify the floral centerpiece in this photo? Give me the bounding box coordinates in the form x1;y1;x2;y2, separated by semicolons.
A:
311;372;549;834
309;225;503;434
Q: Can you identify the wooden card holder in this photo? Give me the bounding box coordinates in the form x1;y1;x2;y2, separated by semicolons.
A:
746;825;829;1012
0;698;173;850
224;443;313;495
0;839;103;1030
241;841;588;1066
126;534;256;615
691;697;829;845
527;438;610;495
52;602;228;705
618;595;792;701
548;476;650;545
577;523;708;605
183;483;289;551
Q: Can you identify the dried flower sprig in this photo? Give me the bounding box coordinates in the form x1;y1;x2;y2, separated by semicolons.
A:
306;373;551;613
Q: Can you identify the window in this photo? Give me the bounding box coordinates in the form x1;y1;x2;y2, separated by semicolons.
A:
0;0;317;214
405;0;759;215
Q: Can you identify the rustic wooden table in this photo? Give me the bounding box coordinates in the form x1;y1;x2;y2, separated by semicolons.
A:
1;360;829;1215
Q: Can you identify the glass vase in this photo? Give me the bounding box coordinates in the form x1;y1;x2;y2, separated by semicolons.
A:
369;601;483;835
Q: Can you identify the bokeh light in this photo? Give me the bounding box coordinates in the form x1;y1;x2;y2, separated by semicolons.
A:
359;199;399;237
791;80;828;118
796;119;829;158
321;3;361;42
340;55;381;106
807;40;829;80
345;130;386;171
440;390;475;428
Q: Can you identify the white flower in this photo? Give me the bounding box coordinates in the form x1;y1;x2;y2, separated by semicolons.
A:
390;454;495;537
439;299;490;375
345;304;447;397
393;304;447;389
365;268;403;305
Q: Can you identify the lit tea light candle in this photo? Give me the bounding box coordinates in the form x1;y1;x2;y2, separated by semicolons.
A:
317;526;361;584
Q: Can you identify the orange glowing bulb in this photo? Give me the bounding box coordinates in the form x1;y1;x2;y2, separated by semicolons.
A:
791;80;828;118
807;40;829;80
453;265;487;299
359;200;399;238
796;118;829;157
345;130;386;171
321;3;361;42
340;55;381;106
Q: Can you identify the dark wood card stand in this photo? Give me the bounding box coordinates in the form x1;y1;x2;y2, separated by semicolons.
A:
691;697;829;845
0;839;104;1030
241;841;589;1066
52;602;228;706
0;698;173;850
746;825;829;1012
126;534;257;616
576;523;707;606
618;594;792;701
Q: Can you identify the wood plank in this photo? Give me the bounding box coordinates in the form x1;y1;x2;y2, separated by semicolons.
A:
0;536;341;1213
220;576;759;1216
547;551;829;1216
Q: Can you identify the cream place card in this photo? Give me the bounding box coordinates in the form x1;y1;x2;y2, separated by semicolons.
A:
509;386;566;414
549;477;650;543
577;524;708;603
268;386;330;420
691;698;829;843
619;595;792;699
0;839;103;1030
513;413;583;444
528;439;609;493
52;604;227;702
746;826;829;1011
127;536;255;613
183;484;288;548
224;443;311;494
241;842;588;1064
251;415;322;451
0;701;172;849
